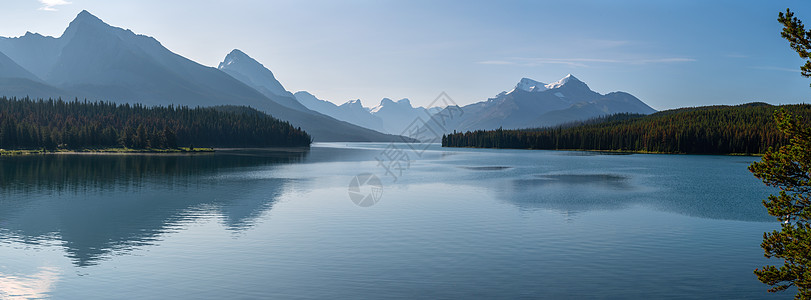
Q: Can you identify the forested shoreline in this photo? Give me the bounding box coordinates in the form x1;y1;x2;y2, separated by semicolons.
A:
442;103;811;155
0;97;312;150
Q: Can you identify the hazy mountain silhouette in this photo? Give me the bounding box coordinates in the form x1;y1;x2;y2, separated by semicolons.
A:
294;91;388;133
218;49;308;111
369;98;441;134
0;50;70;99
0;10;409;142
294;92;441;135
0;50;39;81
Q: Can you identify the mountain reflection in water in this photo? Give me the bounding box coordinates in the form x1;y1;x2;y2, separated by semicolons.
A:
0;149;308;266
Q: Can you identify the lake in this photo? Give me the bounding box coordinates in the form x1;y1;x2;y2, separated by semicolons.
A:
0;143;785;299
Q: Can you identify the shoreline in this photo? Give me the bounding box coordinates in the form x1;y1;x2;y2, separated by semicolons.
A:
441;146;763;157
0;147;215;156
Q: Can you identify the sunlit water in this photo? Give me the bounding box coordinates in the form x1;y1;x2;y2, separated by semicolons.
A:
0;143;786;299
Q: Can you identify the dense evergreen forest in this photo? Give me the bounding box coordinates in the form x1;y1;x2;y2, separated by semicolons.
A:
442;103;811;154
0;97;312;150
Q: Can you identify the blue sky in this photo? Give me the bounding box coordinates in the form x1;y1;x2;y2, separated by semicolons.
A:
1;0;810;110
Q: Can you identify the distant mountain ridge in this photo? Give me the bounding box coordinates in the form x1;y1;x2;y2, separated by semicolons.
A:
294;74;655;137
369;98;440;134
426;74;656;134
0;10;409;142
293;91;387;133
294;91;440;135
0;50;66;100
0;50;39;81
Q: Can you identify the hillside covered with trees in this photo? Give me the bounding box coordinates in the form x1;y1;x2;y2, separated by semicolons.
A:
0;97;312;150
442;103;811;155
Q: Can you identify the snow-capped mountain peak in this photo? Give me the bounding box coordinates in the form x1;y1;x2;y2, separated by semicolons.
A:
218;49;250;69
217;49;297;101
545;74;579;89
370;98;393;113
514;77;548;93
509;74;585;94
341;99;364;108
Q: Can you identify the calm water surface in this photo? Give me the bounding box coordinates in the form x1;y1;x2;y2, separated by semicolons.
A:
0;143;786;299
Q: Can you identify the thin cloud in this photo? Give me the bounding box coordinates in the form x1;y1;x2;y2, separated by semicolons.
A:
634;58;696;64
38;0;71;11
477;60;516;65
477;57;695;67
750;66;800;73
476;59;588;67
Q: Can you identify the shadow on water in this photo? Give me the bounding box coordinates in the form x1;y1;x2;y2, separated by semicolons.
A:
0;148;309;266
532;174;632;189
492;168;774;222
495;173;639;219
459;166;513;171
435;147;775;223
553;151;634;156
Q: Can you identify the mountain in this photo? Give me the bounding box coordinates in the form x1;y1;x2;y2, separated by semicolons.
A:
0;77;70;100
294;91;338;115
294;91;387;133
337;99;388;133
0;49;71;99
427;74;655;134
294;91;441;135
217;49;308;111
529;91;658;127
0;50;39;81
370;98;439;134
0;32;62;79
209;48;409;141
0;10;408;142
219;47;463;137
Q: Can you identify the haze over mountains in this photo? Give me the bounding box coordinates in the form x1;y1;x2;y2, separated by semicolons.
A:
294;75;656;136
0;10;406;142
0;10;657;142
293;92;386;133
293;92;441;135
427;75;656;133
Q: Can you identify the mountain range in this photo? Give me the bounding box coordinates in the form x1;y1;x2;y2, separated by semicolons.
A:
293;92;441;135
0;10;406;142
425;75;656;134
291;74;656;137
0;10;657;142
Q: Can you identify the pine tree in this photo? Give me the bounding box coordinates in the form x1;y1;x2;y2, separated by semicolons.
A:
163;127;177;148
135;124;147;149
749;110;811;298
747;8;811;299
779;8;811;86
